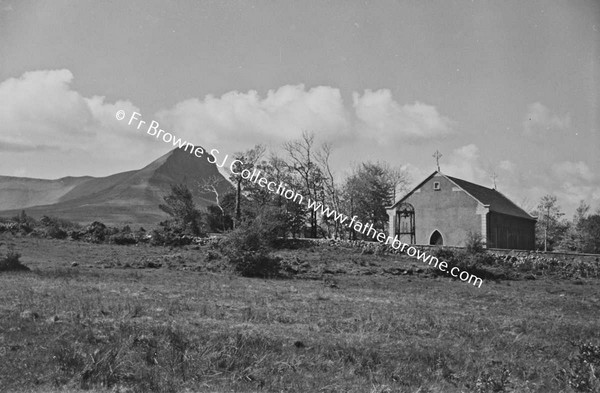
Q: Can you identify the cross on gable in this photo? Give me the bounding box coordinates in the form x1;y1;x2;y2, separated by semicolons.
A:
432;150;442;172
491;172;498;189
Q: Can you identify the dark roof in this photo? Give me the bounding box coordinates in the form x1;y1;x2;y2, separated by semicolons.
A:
445;175;536;220
389;171;536;221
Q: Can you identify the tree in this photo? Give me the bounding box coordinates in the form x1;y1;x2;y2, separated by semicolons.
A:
581;213;600;253
342;162;409;239
229;145;266;226
283;131;324;238
532;195;566;251
558;200;589;252
256;154;307;238
159;184;204;236
198;176;230;232
316;143;343;238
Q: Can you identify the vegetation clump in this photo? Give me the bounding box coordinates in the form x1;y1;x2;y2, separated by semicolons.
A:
151;184;207;246
559;341;600;392
222;209;285;278
0;249;29;272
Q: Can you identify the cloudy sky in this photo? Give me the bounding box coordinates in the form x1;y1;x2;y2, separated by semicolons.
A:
1;0;599;215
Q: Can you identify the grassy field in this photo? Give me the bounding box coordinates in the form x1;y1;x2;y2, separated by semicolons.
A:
0;234;599;392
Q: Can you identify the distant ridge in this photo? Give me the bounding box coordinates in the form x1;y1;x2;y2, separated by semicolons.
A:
0;147;233;226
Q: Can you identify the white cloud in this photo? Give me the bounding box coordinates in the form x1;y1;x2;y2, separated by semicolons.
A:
156;85;351;152
0;69;141;150
0;70;459;178
523;102;571;134
0;69;155;177
352;89;454;143
0;69;93;144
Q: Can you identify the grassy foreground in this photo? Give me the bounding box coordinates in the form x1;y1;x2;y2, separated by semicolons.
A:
0;235;599;392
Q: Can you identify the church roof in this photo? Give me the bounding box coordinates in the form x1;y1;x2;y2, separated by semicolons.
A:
389;171;537;221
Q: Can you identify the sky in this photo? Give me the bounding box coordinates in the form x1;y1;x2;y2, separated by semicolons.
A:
0;0;599;216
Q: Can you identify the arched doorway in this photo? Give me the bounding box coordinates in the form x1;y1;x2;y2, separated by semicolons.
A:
429;230;443;246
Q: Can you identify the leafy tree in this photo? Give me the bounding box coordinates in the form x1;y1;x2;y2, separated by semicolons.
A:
253;154;307;238
342;161;409;238
532;195;567;251
229;145;266;226
558;200;590;252
159;184;204;236
581;214;600;253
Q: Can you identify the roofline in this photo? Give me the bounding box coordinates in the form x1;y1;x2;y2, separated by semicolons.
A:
386;170;442;209
492;188;538;221
387;170;538;221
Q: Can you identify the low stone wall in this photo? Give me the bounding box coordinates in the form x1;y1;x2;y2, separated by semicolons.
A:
298;238;600;263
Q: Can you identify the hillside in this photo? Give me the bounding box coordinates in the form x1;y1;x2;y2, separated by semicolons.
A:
0;175;92;211
0;147;233;226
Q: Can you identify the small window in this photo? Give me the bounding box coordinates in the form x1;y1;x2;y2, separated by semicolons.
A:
433;181;441;190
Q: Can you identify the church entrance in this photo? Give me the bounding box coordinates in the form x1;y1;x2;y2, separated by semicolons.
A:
429;230;443;245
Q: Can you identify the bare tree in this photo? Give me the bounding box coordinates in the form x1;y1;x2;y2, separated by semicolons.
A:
316;143;342;238
198;175;226;230
283;131;323;238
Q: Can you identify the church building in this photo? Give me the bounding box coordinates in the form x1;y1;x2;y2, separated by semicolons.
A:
386;171;537;250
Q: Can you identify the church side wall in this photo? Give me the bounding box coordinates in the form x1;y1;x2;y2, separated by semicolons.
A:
487;213;536;250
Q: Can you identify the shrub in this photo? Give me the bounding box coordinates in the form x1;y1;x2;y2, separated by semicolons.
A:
221;209;285;277
47;225;68;239
224;225;264;253
87;221;108;243
228;250;283;278
0;250;29;272
6;211;39;234
465;230;485;254
224;207;284;252
150;221;193;247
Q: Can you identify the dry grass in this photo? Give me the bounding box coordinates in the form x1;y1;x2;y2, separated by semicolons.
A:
0;234;599;392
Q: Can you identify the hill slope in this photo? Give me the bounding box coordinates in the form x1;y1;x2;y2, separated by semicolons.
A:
0;147;233;226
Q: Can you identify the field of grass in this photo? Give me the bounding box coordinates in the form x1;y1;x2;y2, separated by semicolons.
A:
0;234;599;392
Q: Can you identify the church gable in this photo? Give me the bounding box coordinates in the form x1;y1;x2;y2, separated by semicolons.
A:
387;170;536;250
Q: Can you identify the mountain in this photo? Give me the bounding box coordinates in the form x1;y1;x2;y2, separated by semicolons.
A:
0;147;233;226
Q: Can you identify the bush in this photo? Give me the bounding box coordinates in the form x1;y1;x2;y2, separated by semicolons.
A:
150;221;193;247
47;225;68;239
224;208;284;252
221;209;286;277
228;250;283;278
0;250;29;272
87;221;108;243
465;230;485;254
13;210;36;234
